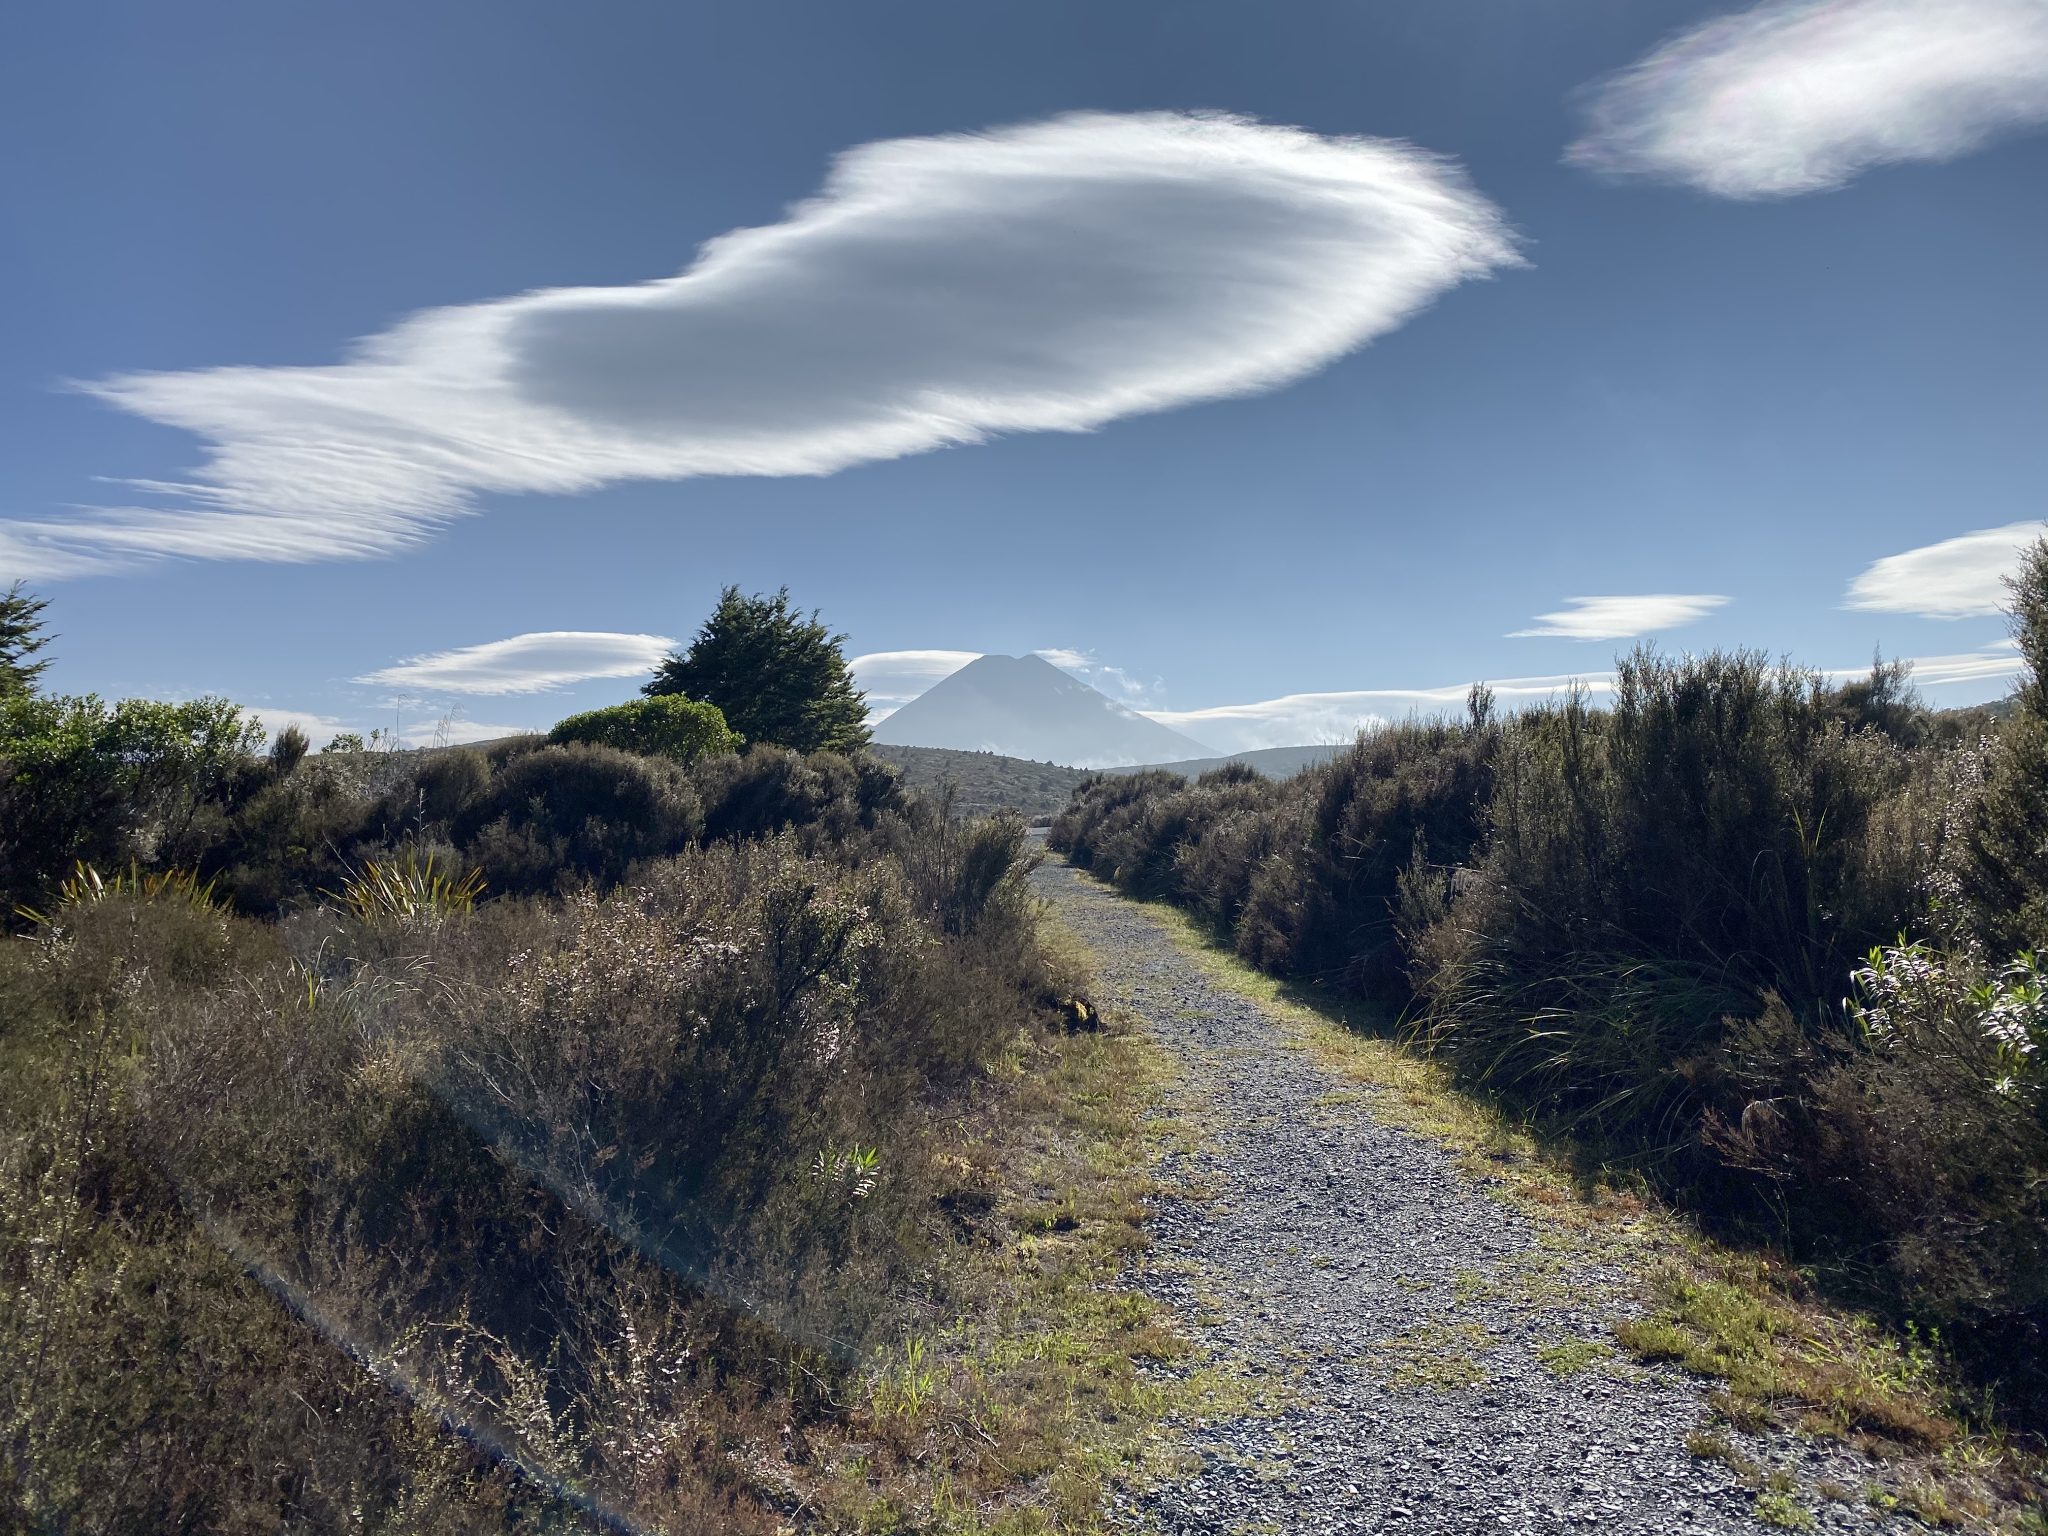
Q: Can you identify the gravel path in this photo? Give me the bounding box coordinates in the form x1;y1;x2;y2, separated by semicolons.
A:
1031;857;1913;1536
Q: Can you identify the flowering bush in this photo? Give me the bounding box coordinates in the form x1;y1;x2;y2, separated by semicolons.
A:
1850;941;2047;1110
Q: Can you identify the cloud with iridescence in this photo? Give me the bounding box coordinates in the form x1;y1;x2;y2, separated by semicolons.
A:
4;112;1520;577
1567;0;2048;199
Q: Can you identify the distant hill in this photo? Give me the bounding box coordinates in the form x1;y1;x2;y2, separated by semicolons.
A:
872;653;1215;767
869;744;1093;817
1121;742;1349;781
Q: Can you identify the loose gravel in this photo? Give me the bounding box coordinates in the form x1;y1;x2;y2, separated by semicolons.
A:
1031;857;1917;1536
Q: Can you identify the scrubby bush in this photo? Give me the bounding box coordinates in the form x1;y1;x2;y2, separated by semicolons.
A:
1421;651;1916;1148
1051;639;2048;1421
694;744;899;848
1;764;1063;1531
1237;714;1496;1002
549;695;740;762
0;693;264;914
460;743;704;895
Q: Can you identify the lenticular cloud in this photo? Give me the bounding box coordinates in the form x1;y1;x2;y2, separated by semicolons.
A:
5;112;1519;576
1567;0;2048;199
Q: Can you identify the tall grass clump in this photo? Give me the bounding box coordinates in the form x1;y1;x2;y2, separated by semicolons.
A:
1418;650;1916;1152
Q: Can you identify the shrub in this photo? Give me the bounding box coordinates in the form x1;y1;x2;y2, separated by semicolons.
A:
1047;770;1187;871
0;782;1056;1531
692;745;898;848
1797;942;2048;1402
0;693;264;915
1235;717;1496;1002
331;850;486;928
1418;653;1915;1150
460;743;703;895
549;696;740;762
1963;538;2048;952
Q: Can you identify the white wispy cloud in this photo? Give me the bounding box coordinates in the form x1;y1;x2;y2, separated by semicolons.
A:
240;706;356;751
850;649;981;705
1146;672;1618;753
5;112;1520;577
1146;646;2025;755
1822;650;2026;688
400;714;536;747
1032;646;1161;705
356;631;674;695
1567;0;2048;199
1508;593;1728;640
1846;521;2047;617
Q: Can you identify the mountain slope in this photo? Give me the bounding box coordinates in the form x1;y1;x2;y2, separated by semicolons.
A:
871;654;1214;767
1122;743;1349;780
868;744;1093;816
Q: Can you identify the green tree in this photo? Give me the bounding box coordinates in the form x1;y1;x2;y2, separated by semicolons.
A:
644;586;870;754
0;693;264;910
0;582;53;698
1966;537;2048;948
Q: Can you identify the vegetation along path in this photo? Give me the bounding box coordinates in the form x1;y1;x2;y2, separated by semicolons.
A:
1031;855;1918;1536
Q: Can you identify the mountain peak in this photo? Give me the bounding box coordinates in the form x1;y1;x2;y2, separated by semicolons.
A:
871;654;1214;767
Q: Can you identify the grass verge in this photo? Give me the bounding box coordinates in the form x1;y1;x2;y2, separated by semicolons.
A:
1101;884;2047;1534
801;899;1209;1533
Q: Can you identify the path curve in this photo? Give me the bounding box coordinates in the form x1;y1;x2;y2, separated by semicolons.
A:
1032;857;1907;1536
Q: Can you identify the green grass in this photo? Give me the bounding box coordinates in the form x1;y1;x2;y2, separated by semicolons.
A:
812;899;1274;1533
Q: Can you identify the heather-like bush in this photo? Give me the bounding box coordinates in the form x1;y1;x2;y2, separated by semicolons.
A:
1047;769;1187;872
1;787;1061;1532
460;742;704;894
693;744;899;848
1236;716;1496;1002
549;696;740;762
1794;942;2048;1404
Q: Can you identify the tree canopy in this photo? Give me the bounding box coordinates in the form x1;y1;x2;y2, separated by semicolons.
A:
644;586;869;754
0;582;53;699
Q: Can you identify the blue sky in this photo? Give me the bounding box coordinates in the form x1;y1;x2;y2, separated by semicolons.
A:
3;0;2044;752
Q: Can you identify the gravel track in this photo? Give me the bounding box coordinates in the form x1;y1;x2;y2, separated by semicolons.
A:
1031;857;1913;1536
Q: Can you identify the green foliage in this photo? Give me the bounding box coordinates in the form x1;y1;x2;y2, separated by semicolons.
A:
1422;651;1913;1147
549;694;740;762
0;582;53;699
321;730;365;753
1965;536;2048;950
645;586;869;753
694;743;899;847
0;692;264;915
462;742;704;895
16;860;223;925
330;850;486;927
268;722;311;776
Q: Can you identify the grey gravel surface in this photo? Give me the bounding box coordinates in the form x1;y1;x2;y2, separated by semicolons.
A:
1030;857;1919;1536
